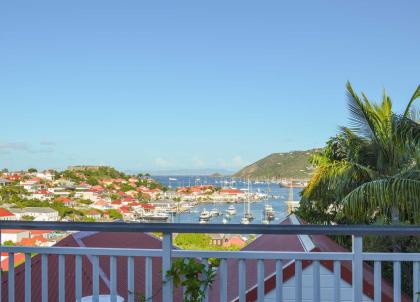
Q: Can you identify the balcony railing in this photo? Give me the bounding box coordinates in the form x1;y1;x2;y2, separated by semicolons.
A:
0;221;420;302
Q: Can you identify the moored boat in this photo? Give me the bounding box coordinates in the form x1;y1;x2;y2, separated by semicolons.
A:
226;205;236;215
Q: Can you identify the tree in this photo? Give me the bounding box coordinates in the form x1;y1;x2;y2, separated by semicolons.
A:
22;215;35;221
107;209;123;220
28;168;38;173
3;240;15;246
299;82;420;225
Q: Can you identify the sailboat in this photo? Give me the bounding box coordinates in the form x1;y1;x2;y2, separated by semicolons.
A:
244;179;254;221
262;182;275;221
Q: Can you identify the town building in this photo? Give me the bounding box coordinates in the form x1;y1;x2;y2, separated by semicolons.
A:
9;207;59;221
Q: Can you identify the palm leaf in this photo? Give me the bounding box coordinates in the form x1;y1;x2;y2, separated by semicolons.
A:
403;84;420;118
303;160;375;201
342;177;420;220
346;82;379;140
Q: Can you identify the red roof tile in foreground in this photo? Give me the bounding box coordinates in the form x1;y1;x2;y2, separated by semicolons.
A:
1;232;183;301
1;253;25;271
208;214;410;302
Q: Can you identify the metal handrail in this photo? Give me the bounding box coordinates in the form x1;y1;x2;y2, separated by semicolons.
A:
0;220;420;235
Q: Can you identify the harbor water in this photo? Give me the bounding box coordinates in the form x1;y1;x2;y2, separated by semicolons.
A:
153;176;303;224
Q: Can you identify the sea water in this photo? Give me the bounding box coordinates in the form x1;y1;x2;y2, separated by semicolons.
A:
153;176;303;224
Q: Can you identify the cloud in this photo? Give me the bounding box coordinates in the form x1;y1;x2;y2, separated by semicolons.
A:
40;141;55;146
155;157;171;168
232;155;248;168
0;143;30;152
192;157;205;167
0;142;55;154
217;155;250;169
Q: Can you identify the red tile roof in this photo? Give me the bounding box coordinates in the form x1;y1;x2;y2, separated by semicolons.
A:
30;230;53;236
139;203;155;210
1;232;183;301
56;196;71;203
1;253;25;271
1;229;28;234
19;236;47;247
207;215;410;302
0;208;15;217
220;189;243;194
35;189;51;195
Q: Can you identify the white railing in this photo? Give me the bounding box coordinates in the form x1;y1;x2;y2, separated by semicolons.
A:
0;221;419;302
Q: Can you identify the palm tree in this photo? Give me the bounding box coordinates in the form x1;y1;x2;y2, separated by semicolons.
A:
301;82;420;224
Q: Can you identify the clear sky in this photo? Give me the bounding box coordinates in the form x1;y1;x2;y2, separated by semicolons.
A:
1;1;419;172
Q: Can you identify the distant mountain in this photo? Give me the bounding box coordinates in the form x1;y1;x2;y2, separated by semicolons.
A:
233;149;321;179
143;168;234;176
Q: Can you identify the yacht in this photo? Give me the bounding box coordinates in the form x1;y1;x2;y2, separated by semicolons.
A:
240;217;250;224
199;209;211;220
222;217;229;224
263;204;275;221
210;208;221;217
142;212;169;222
226;205;236;215
244;212;254;221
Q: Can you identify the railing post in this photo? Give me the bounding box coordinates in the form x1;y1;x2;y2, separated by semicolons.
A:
352;235;363;302
162;232;173;302
414;262;420;302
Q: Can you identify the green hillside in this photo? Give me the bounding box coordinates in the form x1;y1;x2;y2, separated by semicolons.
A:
233;149;320;179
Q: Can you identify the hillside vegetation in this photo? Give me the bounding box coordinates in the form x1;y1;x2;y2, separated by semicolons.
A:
233;149;320;179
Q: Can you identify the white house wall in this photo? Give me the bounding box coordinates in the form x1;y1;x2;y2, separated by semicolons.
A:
263;264;372;302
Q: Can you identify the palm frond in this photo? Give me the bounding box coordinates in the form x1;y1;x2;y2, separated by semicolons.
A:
303;160;375;201
403;84;420;118
346;82;377;139
342;177;420;220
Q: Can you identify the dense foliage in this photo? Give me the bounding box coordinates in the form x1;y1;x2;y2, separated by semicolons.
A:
233;149;319;179
298;82;420;225
59;166;127;183
297;82;419;294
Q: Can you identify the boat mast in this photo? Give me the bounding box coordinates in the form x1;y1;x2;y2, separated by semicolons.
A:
247;178;251;214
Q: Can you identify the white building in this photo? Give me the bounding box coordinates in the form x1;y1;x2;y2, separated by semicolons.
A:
9;207;59;221
1;230;30;244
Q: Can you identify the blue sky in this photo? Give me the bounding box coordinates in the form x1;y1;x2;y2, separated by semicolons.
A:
1;1;419;172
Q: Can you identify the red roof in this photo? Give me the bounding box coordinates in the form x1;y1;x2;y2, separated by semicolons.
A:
35;189;51;195
56;197;72;203
140;203;155;210
19;236;47;247
1;253;25;271
0;208;15;217
122;197;136;202
220;189;243;194
1;229;28;234
0;232;183;301
30;230;53;236
119;206;131;213
207;215;410;302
